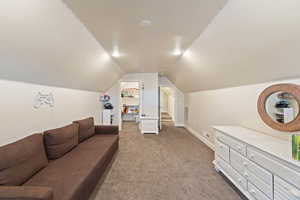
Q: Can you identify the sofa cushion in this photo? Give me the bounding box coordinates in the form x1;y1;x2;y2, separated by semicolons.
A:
73;117;95;142
0;186;53;200
44;124;79;160
0;134;48;186
24;135;119;200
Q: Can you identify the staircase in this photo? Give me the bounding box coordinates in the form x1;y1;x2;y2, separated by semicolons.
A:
161;112;173;122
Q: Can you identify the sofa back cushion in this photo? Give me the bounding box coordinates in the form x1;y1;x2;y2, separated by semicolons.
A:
0;134;48;186
44;124;79;160
73;117;95;142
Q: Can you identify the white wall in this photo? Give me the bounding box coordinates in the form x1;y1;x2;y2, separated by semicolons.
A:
106;82;120;126
168;95;175;120
106;73;159;128
185;78;300;145
0;0;123;92
136;73;159;119
160;90;169;113
0;79;102;146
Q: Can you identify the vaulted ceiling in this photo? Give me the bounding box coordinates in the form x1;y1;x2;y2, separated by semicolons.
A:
63;0;227;73
0;0;124;92
63;0;300;92
1;0;300;92
169;0;300;92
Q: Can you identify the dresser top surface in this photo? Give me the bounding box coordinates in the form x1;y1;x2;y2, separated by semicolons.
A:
213;126;300;168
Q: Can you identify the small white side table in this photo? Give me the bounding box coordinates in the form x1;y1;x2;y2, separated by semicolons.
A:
102;109;112;125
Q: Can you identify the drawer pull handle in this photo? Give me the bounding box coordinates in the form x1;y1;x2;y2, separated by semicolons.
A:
289;188;300;198
244;173;249;179
243;162;248;167
250;189;256;195
237;146;242;151
249;154;255;159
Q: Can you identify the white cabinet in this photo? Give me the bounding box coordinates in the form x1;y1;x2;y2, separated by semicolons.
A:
102;109;112;125
214;126;300;200
140;118;158;134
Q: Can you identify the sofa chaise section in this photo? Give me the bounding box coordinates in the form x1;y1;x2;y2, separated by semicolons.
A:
0;117;119;200
0;186;53;200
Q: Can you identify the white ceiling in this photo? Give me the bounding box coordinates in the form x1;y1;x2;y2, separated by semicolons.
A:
63;0;227;73
2;0;300;93
0;0;124;92
64;0;300;93
168;0;300;92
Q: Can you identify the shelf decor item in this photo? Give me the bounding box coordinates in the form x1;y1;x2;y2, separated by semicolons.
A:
292;134;300;161
100;94;111;102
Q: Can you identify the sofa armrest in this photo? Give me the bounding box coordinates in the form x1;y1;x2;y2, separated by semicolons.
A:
95;125;119;135
0;186;53;200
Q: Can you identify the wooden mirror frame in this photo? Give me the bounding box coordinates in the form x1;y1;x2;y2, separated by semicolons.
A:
258;83;300;132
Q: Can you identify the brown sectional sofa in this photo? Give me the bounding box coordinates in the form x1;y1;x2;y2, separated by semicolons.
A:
0;117;119;200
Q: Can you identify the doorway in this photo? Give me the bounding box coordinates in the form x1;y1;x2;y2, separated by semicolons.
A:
159;87;175;129
120;82;140;130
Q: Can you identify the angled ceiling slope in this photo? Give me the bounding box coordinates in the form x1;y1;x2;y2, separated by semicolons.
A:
0;0;124;92
168;0;300;92
65;0;300;93
63;0;227;73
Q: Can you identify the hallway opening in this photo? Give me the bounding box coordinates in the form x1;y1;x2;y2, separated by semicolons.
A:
120;81;140;130
160;87;175;129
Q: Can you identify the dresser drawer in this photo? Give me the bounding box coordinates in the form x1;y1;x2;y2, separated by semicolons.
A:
231;160;272;198
248;182;270;200
216;131;246;156
216;141;230;163
274;176;300;200
231;149;273;184
217;157;247;191
247;146;300;189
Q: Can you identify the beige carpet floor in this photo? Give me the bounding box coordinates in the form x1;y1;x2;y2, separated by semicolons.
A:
90;122;245;200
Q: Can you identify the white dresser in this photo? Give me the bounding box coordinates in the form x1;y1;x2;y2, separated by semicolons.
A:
213;126;300;200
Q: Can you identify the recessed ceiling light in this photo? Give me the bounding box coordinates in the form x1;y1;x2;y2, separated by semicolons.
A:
140;19;152;27
173;49;182;56
182;50;192;58
112;51;120;58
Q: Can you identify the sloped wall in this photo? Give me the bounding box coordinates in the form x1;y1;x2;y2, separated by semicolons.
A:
0;0;123;92
0;79;102;146
106;73;159;128
185;79;300;146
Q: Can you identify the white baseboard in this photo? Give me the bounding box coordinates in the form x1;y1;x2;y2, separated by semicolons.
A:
175;123;185;127
185;126;215;151
141;130;159;134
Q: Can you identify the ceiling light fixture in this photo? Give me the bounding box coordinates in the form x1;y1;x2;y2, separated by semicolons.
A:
140;19;152;27
173;49;182;56
112;51;120;58
182;50;192;59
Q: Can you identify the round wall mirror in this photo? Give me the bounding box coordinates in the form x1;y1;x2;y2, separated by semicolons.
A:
258;84;300;132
